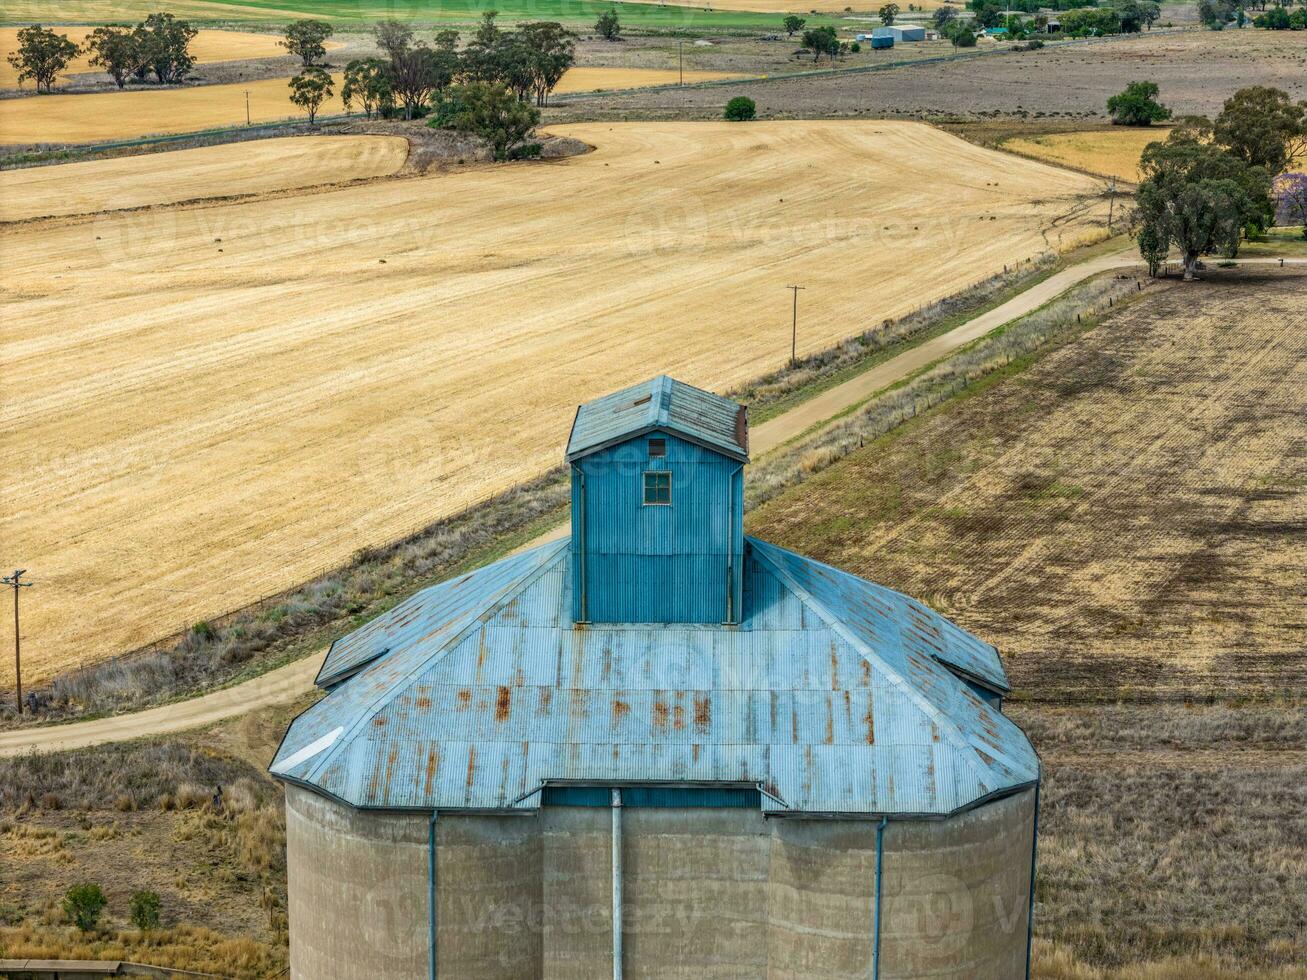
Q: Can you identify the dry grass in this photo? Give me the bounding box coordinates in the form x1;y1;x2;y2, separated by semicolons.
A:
0;27;297;90
0;67;747;144
0;135;409;222
748;268;1307;971
0;735;288;975
0;119;1108;681
1005;127;1171;183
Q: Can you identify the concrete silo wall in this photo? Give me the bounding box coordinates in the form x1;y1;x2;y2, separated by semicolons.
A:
285;785;1036;980
879;787;1037;979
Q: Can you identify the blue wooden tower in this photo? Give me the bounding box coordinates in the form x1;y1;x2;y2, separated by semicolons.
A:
565;375;749;624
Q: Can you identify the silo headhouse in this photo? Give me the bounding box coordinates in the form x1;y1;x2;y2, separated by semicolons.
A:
270;376;1041;980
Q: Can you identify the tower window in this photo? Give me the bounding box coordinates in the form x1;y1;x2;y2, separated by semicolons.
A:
648;437;666;458
643;471;672;505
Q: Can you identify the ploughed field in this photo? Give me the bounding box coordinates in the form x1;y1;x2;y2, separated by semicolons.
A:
0;119;1106;680
0;26;298;89
0;67;745;145
584;28;1307;121
748;268;1307;975
0;135;409;221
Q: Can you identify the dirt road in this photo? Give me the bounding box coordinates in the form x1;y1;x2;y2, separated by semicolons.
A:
7;244;1231;760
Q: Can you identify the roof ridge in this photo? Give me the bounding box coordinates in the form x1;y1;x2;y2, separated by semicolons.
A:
296;539;570;785
747;538;1034;789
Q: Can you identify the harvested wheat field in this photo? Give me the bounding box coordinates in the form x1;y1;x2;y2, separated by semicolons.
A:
1005;127;1171;184
0;120;1107;678
0;27;306;89
0;67;745;145
0;136;408;222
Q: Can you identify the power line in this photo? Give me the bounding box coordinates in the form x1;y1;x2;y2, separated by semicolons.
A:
787;285;806;367
2;570;34;716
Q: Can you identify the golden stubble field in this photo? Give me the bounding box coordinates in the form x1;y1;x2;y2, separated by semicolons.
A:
0;67;747;144
0;135;409;221
1004;127;1171;184
0;120;1107;678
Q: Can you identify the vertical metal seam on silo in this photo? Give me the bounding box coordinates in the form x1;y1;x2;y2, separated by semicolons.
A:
612;788;623;980
873;815;887;979
428;810;438;980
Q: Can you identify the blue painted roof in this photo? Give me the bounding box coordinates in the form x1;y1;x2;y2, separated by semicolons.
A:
272;538;1034;816
566;376;748;463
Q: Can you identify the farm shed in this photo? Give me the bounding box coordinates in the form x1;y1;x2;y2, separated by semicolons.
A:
270;376;1041;979
873;24;928;42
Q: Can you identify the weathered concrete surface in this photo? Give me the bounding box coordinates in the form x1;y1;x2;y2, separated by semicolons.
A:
285;784;428;979
285;788;1036;979
880;788;1036;980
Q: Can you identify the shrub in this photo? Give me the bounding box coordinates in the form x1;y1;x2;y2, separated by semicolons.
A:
724;96;757;122
431;82;540;161
129;889;162;930
1107;80;1171;126
508;142;542;160
850;40;862;52
63;883;107;932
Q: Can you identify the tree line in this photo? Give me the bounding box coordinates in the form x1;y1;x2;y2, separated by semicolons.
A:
1128;85;1307;278
286;12;578;127
1198;0;1307;29
6;13;196;92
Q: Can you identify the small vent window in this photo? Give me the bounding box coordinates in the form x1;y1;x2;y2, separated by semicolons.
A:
643;471;672;505
648;438;666;458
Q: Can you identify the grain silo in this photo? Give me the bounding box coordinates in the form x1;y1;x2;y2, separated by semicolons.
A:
270;375;1041;980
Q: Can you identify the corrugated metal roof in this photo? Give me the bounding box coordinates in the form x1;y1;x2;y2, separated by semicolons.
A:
272;538;1035;816
566;376;748;463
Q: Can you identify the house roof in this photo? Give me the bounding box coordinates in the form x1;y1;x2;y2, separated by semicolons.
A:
272;538;1033;816
565;375;748;463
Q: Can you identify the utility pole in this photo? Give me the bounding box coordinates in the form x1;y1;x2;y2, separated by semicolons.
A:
787;285;805;367
245;90;251;126
1106;176;1117;233
679;41;684;86
2;570;33;716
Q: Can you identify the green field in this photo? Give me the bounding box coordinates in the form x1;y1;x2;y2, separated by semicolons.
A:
0;0;819;31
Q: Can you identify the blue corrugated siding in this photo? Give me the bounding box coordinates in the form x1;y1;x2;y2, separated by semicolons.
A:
573;432;743;624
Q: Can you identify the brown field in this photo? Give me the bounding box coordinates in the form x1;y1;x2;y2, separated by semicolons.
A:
0;120;1108;679
0;66;746;144
0;135;408;222
1004;126;1170;183
748;268;1307;973
0;27;306;89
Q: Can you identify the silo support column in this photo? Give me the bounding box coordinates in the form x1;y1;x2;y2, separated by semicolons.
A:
873;816;887;980
612;788;623;980
428;811;438;980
